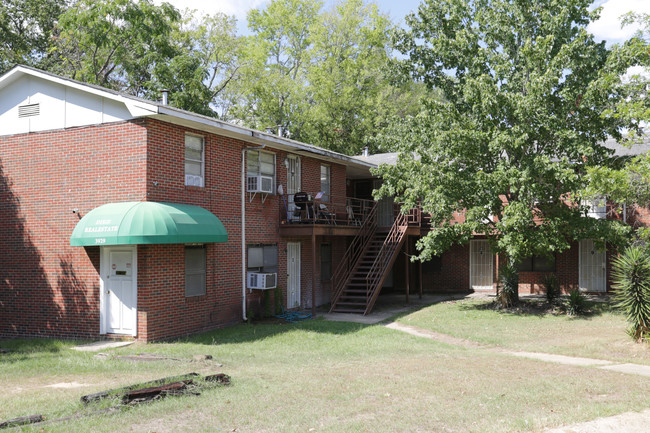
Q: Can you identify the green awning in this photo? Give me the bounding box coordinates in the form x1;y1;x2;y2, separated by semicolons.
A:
70;201;228;246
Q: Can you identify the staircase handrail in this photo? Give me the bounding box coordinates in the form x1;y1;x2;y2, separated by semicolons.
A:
329;200;378;311
364;210;410;314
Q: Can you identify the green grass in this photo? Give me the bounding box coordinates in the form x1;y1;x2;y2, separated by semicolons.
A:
1;315;650;432
397;297;650;365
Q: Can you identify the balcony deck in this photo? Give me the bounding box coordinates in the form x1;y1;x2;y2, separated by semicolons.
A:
279;196;373;237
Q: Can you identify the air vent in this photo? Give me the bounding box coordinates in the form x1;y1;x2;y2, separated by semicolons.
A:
18;103;40;118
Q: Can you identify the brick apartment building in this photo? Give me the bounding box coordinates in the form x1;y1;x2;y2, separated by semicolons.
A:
1;66;648;341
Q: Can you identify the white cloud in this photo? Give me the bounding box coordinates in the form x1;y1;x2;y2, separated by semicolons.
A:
588;0;650;43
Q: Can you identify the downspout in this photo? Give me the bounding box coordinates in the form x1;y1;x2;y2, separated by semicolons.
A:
242;140;266;321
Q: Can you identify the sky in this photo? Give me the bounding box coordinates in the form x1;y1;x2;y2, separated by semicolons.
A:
157;0;650;44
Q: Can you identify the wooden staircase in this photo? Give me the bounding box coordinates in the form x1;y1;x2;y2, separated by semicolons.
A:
329;210;411;315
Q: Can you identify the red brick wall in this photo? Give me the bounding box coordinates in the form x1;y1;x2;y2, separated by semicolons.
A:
0;121;148;339
1;118;351;341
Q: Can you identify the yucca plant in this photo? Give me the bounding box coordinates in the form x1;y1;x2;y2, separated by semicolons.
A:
612;246;650;342
497;263;519;308
541;274;561;304
565;289;587;316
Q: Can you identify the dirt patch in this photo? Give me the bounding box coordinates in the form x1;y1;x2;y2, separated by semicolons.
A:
44;382;90;389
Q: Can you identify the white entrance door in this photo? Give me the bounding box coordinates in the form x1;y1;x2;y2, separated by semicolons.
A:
101;246;137;335
287;155;301;222
579;239;606;292
287;242;301;308
470;240;493;291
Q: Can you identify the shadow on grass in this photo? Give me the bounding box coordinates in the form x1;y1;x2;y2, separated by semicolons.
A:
456;296;616;320
0;338;88;364
175;318;374;346
368;292;476;323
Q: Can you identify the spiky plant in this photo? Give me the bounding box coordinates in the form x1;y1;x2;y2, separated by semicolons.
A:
541;274;561;304
612;246;650;342
565;290;587;316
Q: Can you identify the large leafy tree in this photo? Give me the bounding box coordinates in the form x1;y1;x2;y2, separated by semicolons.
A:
236;0;419;154
51;0;181;95
300;0;411;154
236;0;321;136
0;0;68;73
152;11;248;117
376;0;647;299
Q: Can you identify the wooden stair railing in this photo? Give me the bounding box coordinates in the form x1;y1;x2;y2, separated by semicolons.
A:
363;209;416;315
329;202;378;312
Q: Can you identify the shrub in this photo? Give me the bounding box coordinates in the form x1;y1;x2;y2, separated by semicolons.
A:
565;290;587;316
497;263;519;308
612;246;650;342
541;274;561;304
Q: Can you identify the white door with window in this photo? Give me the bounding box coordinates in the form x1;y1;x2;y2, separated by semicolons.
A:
287;155;301;221
470;240;493;291
100;246;137;336
287;242;301;308
579;239;606;292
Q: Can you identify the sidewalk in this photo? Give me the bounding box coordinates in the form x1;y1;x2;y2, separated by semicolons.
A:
321;294;650;433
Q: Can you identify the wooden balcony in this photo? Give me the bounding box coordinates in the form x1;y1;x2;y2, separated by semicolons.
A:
279;197;375;237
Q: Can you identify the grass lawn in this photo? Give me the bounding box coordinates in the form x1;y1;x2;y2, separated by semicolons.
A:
396;296;650;365
1;313;650;432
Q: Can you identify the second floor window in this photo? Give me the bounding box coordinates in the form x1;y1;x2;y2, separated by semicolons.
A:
247;150;276;193
185;135;204;187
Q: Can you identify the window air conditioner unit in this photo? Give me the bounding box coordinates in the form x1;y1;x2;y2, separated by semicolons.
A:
247;272;277;290
247;175;274;194
185;174;203;187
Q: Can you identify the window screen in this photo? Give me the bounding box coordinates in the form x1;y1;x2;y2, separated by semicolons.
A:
185;246;206;297
185;135;204;187
247;244;278;273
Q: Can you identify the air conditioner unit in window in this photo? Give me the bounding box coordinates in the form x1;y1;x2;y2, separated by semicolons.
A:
247;175;274;194
247;272;277;290
185;174;203;187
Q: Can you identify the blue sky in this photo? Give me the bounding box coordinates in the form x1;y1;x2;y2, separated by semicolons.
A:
158;0;650;43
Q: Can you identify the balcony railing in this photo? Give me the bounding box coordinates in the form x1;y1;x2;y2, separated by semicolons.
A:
280;195;376;226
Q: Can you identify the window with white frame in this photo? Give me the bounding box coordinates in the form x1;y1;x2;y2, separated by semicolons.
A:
185;245;206;297
247;150;276;193
185;135;204;187
585;196;607;219
320;164;330;202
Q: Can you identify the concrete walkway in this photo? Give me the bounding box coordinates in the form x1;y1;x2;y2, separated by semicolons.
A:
322;295;650;433
382;321;650;433
71;340;134;352
385;321;650;377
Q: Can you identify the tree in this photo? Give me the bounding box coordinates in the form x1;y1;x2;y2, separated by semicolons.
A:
235;0;418;154
51;0;181;95
0;0;68;74
151;11;248;117
235;0;322;136
376;0;646;303
299;0;410;154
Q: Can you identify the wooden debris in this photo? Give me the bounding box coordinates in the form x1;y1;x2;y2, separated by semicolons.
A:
205;373;231;385
81;372;230;405
81;373;199;404
0;414;44;429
